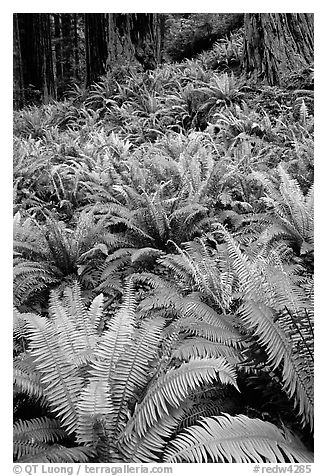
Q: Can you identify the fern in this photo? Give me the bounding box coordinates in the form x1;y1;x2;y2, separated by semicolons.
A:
16;445;95;463
76;380;114;445
125;357;238;438
120;410;185;463
110;317;164;438
14;417;67;459
163;414;313;463
216;224;314;430
90;279;135;383
252;165;314;253
14;354;46;404
24;313;84;434
172;337;242;363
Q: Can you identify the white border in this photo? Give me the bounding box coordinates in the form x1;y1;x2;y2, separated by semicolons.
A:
2;3;325;474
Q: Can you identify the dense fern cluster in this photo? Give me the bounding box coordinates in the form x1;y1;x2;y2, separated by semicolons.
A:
13;37;314;463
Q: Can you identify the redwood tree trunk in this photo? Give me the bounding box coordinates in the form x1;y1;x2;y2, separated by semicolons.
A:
243;13;314;86
84;13;108;86
17;13;56;103
84;13;165;86
13;13;24;108
107;13;164;70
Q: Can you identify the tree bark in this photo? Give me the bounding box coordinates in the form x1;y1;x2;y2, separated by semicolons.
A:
84;13;108;86
54;14;63;83
84;14;165;86
17;13;56;104
107;13;165;70
243;13;314;86
73;14;80;81
13;13;25;108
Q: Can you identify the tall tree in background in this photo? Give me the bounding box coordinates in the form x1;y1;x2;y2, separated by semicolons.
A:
107;14;164;70
13;13;24;108
85;13;165;86
53;13;79;95
16;14;55;103
84;14;108;86
243;13;314;86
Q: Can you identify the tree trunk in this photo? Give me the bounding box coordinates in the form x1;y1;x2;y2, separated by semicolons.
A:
84;13;165;86
53;13;75;97
54;14;63;83
13;13;25;109
73;14;79;81
107;13;165;70
17;13;56;104
243;13;314;86
84;13;108;86
61;14;73;80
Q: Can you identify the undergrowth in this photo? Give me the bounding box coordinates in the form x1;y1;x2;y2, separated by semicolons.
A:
13;37;314;463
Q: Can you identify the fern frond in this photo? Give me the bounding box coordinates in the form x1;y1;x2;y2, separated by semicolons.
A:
177;400;223;430
172;337;243;363
14;354;45;403
217;224;314;430
59;284;102;358
181;320;241;346
131;247;163;265
120;409;184;462
14;440;53;460
14;417;66;447
16;444;95;463
125;357;238;437
24;314;83;434
14;262;60;306
164;414;313;463
179;299;242;343
90;280;135;383
76;380;114;445
111;317;165;438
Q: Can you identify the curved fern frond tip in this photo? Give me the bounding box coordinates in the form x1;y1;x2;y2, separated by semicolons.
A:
125;357;238;438
163;414;314;463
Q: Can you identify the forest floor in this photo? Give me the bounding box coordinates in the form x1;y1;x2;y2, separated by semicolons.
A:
13;36;314;463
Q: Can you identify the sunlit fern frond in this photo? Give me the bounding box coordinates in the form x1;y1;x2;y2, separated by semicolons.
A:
177;298;242;343
110;317;165;438
216;224;314;430
76;380;114;446
24;313;84;435
160;238;236;312
163;414;313;463
120;409;185;463
252;166;314;251
240;300;313;430
125;357;238;438
49;285;102;364
90;279;136;383
180;320;241;347
61;282;104;333
172;337;243;364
